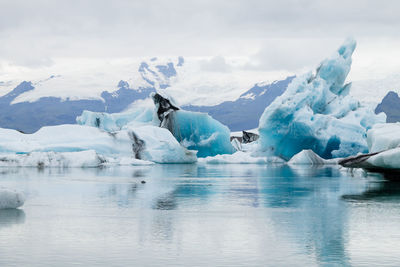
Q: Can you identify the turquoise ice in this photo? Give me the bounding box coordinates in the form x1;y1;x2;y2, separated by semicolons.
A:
258;39;386;160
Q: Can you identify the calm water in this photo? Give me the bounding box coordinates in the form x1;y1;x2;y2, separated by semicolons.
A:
0;164;400;266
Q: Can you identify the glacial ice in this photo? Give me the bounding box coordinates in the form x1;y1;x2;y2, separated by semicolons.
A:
123;125;197;163
0;124;196;165
288;149;338;165
365;147;400;170
0;189;25;209
338;123;400;170
151;92;234;157
288;150;326;165
163;110;235;157
198;151;284;164
0;150;106;167
76;104;155;132
361;123;400;170
257;39;386;160
76;92;234;159
367;123;400;153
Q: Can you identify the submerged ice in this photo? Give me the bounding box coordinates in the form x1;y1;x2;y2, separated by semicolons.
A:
257;39;385;160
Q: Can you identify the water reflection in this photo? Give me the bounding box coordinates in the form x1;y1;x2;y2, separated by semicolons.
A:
153;192;177;210
342;179;400;202
0;165;398;266
0;209;25;228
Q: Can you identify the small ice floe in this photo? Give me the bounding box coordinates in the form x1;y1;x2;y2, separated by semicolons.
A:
288;149;338;165
198;151;284;164
0;189;25;209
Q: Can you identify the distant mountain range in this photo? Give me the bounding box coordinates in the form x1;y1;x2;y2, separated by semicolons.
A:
2;58;398;134
184;76;295;131
0;54;296;133
375;91;400;123
0;58;182;133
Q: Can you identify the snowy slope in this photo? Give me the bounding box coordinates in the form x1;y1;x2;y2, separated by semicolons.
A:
0;58;181;133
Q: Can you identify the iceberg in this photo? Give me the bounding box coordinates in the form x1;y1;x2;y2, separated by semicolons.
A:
257;39;386;160
198;151;284;164
340;123;400;171
367;123;400;153
365;148;400;170
0;189;25;209
288;150;326;165
0;150;106;168
162;110;235;157
288;149;338;165
77;93;235;158
0;124;196;165
151;93;235;157
123;125;197;163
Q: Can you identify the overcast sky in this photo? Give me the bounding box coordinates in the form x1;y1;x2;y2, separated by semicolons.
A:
1;0;400;82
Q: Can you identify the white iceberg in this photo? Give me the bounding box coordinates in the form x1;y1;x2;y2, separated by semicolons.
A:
0;150;106;167
0;124;196;165
288;150;326;165
365;147;400;170
198;151;284;164
123;125;197;163
257;39;385;160
339;123;400;170
367;123;400;153
0;189;25;209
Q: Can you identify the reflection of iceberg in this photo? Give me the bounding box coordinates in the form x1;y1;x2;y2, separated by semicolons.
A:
342;179;400;202
257;39;385;160
0;209;25;227
257;166;362;265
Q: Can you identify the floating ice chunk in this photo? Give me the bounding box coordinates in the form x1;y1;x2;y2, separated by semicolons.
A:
258;39;385;160
366;147;400;170
0;124;196;164
0;189;25;209
198;151;284;164
164;110;235;157
0;150;106;167
367;123;400;153
288;150;329;165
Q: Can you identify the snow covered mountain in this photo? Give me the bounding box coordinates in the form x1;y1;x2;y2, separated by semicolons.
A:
375;91;400;123
184;76;295;131
0;58;182;133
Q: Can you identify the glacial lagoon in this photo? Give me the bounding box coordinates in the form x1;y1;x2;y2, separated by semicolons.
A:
1;164;400;266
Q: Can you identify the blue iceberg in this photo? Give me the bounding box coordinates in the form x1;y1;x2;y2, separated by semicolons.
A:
257;39;386;160
76;92;235;158
164;110;235;157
